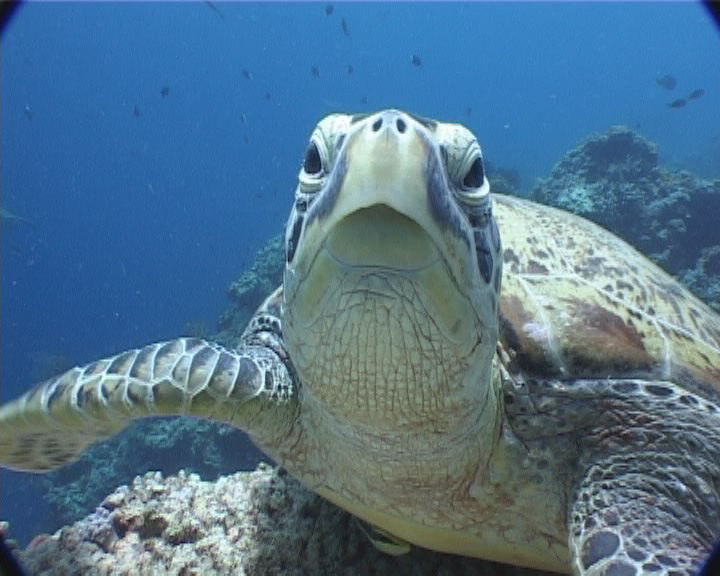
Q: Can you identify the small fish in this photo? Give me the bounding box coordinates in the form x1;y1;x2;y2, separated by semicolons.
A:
361;95;368;104
668;98;687;109
242;69;252;80
465;106;472;117
411;54;422;67
204;1;224;20
325;4;334;16
656;74;677;90
24;104;33;120
160;86;170;97
311;65;320;78
687;88;705;100
341;17;350;37
264;91;271;100
133;105;142;117
347;64;354;75
1;207;34;228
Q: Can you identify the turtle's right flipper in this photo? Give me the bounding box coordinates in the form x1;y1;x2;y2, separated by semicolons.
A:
0;338;297;473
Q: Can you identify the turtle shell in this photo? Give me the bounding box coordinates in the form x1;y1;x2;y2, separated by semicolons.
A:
495;194;720;402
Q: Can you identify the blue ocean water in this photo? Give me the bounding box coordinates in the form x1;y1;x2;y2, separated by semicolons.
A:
1;0;718;548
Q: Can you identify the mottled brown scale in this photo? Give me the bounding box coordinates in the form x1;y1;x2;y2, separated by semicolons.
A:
130;347;156;379
494;194;720;399
565;301;652;372
84;360;110;377
155;341;183;378
107;351;136;376
526;260;549;275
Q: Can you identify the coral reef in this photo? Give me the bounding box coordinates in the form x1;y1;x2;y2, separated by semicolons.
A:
532;126;720;311
41;419;268;531
678;246;720;312
532;127;659;236
14;465;550;576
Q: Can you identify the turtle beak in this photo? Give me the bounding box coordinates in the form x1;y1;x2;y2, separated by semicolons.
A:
290;110;476;291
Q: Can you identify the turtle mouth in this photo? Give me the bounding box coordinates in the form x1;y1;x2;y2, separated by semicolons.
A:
284;198;480;354
324;205;441;272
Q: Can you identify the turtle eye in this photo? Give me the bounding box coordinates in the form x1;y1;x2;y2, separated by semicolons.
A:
454;147;490;206
463;157;485;190
303;141;323;175
298;133;330;193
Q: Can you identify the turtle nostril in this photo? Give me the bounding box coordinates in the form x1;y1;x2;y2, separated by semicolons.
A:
396;118;406;133
372;118;383;132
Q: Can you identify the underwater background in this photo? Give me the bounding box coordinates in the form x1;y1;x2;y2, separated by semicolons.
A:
1;1;719;550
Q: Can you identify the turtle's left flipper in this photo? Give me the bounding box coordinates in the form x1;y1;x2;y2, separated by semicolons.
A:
0;337;297;472
568;384;720;576
569;456;716;575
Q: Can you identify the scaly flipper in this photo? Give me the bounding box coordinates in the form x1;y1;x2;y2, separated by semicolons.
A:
563;381;720;575
570;449;718;575
0;332;298;473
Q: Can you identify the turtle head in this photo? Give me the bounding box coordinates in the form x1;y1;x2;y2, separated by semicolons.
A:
283;110;502;439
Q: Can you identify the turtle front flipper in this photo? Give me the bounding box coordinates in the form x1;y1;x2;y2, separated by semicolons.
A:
569;454;718;575
0;337;298;473
567;382;720;576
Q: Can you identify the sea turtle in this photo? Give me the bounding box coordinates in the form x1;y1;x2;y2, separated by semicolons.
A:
1;110;719;575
